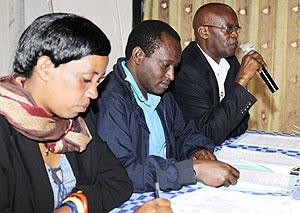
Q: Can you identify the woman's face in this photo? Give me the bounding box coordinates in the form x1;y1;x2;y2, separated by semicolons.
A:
41;55;108;119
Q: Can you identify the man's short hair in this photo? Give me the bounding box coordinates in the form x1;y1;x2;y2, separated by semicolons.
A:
125;20;180;60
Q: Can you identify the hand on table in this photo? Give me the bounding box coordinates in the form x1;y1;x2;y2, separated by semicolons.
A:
191;149;217;160
134;198;172;213
193;159;240;187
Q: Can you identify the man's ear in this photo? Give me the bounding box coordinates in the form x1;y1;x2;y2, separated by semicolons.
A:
131;46;145;65
35;56;55;81
198;26;209;39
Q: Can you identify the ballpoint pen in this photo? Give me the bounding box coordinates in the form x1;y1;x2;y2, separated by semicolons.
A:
154;171;160;198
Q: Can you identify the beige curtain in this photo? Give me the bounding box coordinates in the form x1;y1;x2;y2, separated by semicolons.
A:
144;0;300;134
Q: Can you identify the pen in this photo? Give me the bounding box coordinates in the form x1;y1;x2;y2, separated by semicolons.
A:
154;171;160;198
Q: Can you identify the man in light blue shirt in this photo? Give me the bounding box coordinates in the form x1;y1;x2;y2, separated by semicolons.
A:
95;20;240;192
122;61;166;158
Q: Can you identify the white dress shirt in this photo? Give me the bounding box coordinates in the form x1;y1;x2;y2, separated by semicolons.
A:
198;45;230;101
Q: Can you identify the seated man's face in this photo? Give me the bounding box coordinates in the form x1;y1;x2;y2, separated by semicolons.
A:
204;12;240;60
136;32;182;95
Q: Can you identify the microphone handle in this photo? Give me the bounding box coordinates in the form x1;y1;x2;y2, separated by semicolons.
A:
259;67;279;93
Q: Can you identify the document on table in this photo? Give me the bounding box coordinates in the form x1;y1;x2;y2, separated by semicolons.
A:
216;146;300;174
215;147;300;194
171;187;300;213
232;132;300;151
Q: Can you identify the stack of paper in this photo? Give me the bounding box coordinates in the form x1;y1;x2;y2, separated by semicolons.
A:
171;187;300;213
232;132;300;151
215;147;300;194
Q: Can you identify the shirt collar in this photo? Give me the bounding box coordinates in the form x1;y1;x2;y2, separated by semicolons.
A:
121;61;161;109
197;44;230;72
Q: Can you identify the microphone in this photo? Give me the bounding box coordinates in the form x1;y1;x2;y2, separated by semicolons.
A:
240;43;279;93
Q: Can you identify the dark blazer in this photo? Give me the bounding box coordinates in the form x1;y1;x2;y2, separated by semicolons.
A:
171;41;257;145
0;108;133;213
94;58;215;192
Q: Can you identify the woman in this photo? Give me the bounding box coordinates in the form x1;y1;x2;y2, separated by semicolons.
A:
0;13;132;212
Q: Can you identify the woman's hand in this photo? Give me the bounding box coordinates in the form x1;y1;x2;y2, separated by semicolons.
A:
53;205;72;213
134;198;172;213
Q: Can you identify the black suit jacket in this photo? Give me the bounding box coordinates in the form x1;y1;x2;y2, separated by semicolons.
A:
171;41;257;145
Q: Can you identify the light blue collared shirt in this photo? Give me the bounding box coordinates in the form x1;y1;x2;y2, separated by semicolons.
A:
121;61;166;158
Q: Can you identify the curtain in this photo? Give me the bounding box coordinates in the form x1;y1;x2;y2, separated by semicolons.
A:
144;0;300;134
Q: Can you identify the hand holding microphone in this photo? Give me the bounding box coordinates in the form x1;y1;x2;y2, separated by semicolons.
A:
240;43;279;93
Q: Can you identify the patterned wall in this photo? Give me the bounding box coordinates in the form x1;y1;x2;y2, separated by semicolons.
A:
144;0;300;134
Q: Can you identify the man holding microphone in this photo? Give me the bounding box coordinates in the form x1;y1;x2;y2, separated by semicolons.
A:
171;3;268;145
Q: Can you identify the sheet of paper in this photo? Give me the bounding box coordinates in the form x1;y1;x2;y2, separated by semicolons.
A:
232;133;300;151
171;187;300;213
230;168;299;193
216;146;300;174
215;147;300;194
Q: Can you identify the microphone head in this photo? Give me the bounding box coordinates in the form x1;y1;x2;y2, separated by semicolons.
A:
240;42;254;55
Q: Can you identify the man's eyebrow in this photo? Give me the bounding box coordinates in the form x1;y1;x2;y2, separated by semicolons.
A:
96;75;106;85
82;71;100;75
